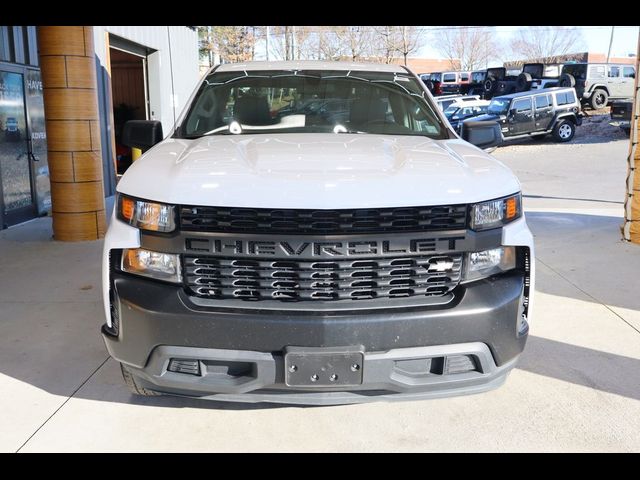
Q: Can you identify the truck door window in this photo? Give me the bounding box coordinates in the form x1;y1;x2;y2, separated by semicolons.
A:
608;66;620;78
513;98;532;112
623;67;635;78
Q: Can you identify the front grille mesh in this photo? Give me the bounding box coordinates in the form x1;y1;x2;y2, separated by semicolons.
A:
184;254;463;302
180;205;467;235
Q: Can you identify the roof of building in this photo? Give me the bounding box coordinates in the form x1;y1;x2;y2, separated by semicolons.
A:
215;61;409;73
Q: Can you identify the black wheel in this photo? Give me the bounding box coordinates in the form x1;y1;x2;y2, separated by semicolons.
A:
552;119;576;142
516;72;533;92
559;74;575;88
120;363;162;396
589;89;608;110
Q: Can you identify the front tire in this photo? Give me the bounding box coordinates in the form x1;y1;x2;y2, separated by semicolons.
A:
589;89;608;110
552;119;576;142
120;363;162;396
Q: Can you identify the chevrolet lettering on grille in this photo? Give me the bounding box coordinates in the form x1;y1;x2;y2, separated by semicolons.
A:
184;236;466;259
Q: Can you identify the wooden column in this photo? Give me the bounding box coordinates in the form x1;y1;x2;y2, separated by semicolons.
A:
623;33;640;243
37;26;106;241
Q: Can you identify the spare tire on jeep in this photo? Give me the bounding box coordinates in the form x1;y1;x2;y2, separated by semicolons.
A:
516;72;533;92
559;74;575;88
484;77;497;96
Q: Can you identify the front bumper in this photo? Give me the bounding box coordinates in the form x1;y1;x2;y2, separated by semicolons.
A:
103;270;528;404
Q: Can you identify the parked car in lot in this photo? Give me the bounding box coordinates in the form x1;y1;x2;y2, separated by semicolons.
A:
107;60;534;404
609;99;633;135
467;87;583;143
483;67;520;99
434;94;481;112
4;117;20;141
444;100;490;132
464;70;488;96
559;63;636;110
420;72;443;95
439;71;471;95
519;63;562;91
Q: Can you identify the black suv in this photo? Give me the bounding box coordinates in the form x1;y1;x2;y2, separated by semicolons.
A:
482;67;521;99
467;87;583;143
518;63;562;92
464;70;487;96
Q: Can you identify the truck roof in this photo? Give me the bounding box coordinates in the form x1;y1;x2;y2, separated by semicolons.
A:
493;87;576;100
215;61;409;73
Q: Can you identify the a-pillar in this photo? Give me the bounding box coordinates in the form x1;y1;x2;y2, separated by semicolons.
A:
37;26;106;241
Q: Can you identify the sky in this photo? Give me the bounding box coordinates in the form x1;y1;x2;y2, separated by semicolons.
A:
417;26;639;65
252;26;639;65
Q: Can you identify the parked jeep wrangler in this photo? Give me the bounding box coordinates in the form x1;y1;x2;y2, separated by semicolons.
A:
464;70;488;97
483;67;520;99
469;87;583;143
559;63;636;110
519;63;561;91
103;61;534;405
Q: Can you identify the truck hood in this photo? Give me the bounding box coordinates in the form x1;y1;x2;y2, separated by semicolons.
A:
117;133;521;209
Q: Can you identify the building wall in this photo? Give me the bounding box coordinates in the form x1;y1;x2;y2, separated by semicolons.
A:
92;26;200;196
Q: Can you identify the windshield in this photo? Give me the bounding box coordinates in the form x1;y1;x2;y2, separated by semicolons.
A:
488;98;510;115
179;69;446;139
443;105;460;118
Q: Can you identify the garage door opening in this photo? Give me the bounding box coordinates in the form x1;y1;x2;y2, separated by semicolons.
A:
109;46;149;176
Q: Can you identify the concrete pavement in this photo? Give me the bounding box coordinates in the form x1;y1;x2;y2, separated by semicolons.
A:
1;137;639;452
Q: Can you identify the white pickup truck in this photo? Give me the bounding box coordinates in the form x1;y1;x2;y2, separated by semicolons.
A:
101;61;534;405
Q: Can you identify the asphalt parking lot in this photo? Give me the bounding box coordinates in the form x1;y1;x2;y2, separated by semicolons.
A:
1;135;639;452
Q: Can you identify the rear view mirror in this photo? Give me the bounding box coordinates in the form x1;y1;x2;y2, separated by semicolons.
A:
122;120;164;151
461;121;503;150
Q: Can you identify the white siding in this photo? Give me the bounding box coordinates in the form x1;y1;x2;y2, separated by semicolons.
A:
93;26;199;135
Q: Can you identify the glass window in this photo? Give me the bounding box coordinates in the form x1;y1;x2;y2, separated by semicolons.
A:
608;66;620;78
535;95;550;109
513;98;532;112
460;73;469;82
181;69;445;139
442;73;456;83
589;66;605;79
555;90;576;106
623;66;636;79
488;98;510;115
471;71;485;83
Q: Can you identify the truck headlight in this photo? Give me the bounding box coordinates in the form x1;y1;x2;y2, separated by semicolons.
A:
121;248;182;283
470;193;521;231
117;194;176;232
462;246;516;283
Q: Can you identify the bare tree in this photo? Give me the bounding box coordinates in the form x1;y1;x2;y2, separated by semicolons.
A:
394;26;424;66
433;26;501;70
318;26;344;61
212;26;256;63
510;26;586;63
333;26;374;61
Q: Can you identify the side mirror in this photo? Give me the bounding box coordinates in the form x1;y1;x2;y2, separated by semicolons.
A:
122;120;163;151
509;108;517;117
461;120;503;150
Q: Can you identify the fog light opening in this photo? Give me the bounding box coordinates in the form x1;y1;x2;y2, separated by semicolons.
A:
444;355;479;375
168;359;201;376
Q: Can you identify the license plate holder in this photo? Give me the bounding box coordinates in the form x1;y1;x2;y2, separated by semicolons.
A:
284;346;364;388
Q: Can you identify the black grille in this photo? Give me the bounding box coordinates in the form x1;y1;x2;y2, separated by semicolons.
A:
183;254;463;302
179;205;467;235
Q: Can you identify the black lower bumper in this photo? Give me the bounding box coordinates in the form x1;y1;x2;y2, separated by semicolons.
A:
102;272;528;402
